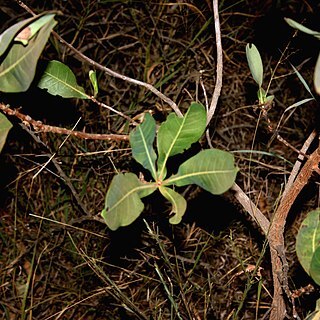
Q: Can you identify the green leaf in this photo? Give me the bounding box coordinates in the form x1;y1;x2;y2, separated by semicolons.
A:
38;60;89;99
246;43;264;87
129;113;157;179
14;14;56;45
257;87;267;104
289;61;315;98
0;112;13;153
166;149;238;194
317;298;320;311
285;18;320;40
314;52;320;95
89;70;99;97
310;247;320;285
101;173;156;230
0;14;57;93
0;15;37;57
304;309;320;320
159;186;187;224
157;102;206;179
296;210;320;279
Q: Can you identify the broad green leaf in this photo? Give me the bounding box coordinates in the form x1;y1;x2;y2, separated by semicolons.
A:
317;298;320;311
101;173;156;230
166;149;238;194
314;52;320;95
296;210;320;277
246;43;264;87
157;102;206;179
0;112;13;153
89;70;99;97
129;113;157;179
38;60;89;99
159;186;187;224
0;15;40;57
14;14;56;45
310;247;320;285
0;14;56;92
285;18;320;40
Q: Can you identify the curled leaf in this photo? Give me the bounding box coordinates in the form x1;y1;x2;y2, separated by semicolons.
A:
0;14;57;92
0;14;42;57
159;186;187;224
89;70;99;97
14;14;56;45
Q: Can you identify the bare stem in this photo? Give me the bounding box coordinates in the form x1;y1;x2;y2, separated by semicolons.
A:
207;0;223;125
0;103;129;141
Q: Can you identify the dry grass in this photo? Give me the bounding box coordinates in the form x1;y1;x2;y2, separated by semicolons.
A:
0;0;319;319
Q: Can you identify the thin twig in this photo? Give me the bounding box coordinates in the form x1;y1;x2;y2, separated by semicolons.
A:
282;130;317;198
207;0;223;125
17;0;182;117
231;183;270;236
20;123;91;216
52;31;183;117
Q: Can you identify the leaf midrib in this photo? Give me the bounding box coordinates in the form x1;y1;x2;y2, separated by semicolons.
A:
159;115;187;178
108;184;156;212
166;169;236;184
138;124;157;179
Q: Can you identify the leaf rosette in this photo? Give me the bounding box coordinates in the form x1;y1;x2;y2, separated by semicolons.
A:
101;102;238;230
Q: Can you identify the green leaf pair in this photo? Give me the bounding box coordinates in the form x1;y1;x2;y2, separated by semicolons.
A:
101;102;238;230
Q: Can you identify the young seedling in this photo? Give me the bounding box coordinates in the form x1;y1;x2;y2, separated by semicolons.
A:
101;102;238;230
246;43;313;151
245;43;274;107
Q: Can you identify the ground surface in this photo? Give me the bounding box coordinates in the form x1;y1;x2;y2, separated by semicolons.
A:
0;1;320;319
